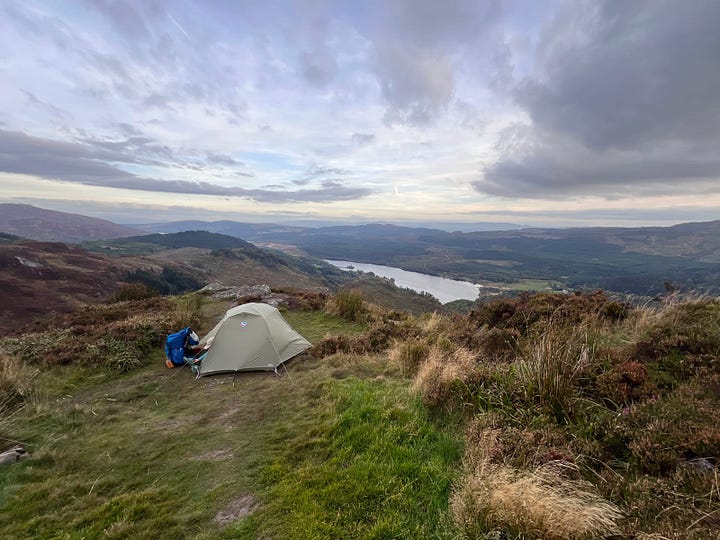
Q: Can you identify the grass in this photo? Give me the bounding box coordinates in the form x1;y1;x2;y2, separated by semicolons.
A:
231;378;462;538
0;301;460;539
2;290;719;538
282;308;367;344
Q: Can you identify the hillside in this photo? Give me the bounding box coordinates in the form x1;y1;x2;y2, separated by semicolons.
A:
1;290;718;538
236;222;720;296
0;204;139;242
0;231;370;334
0;239;141;334
135;219;720;296
85;230;351;290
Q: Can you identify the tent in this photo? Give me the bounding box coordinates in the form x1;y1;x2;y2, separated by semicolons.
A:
197;303;311;376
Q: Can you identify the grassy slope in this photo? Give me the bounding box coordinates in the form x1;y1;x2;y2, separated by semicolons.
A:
340;275;445;315
4;292;718;538
0;305;461;539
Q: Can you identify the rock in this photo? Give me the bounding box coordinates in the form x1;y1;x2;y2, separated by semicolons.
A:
203;283;272;300
198;282;230;294
685;457;715;472
0;446;29;465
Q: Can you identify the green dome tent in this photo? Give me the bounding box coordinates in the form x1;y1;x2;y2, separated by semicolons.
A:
198;303;311;376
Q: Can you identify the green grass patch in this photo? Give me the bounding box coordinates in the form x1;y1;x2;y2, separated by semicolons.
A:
0;302;457;539
282;309;367;344
230;378;462;539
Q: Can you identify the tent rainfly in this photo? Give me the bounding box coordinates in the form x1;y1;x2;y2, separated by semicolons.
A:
197;303;310;376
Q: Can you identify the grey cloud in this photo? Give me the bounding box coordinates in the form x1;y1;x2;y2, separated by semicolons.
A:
305;165;349;178
77;134;175;165
206;152;243;166
115;123;143;136
376;44;454;126
0;129;371;203
517;1;720;151
362;0;502;126
351;133;375;145
90;0;151;40
300;50;337;86
477;1;720;198
22;90;69;120
1;130;134;165
321;179;344;189
144;93;176;110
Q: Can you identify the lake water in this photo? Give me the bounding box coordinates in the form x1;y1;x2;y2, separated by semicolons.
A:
325;260;482;304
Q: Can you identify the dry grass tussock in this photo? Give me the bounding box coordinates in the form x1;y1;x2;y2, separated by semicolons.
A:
452;425;623;540
517;327;591;420
0;355;38;415
388;337;430;374
417;311;447;334
413;345;483;408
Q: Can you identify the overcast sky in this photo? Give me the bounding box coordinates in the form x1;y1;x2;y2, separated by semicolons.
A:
1;0;719;226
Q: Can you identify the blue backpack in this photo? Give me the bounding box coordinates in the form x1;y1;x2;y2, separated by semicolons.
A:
164;327;199;368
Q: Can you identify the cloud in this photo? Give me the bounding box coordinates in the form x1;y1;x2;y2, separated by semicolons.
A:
22;90;69;120
360;0;502;126
351;133;375;145
0;129;372;203
88;0;151;40
206;152;243;166
475;0;720;198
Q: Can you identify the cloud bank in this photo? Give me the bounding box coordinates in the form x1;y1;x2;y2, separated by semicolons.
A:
475;0;720;198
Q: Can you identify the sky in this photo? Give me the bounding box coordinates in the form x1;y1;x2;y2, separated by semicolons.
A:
1;0;719;227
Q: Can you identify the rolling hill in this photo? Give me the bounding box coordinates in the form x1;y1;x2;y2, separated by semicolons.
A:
0;204;140;242
0;239;141;334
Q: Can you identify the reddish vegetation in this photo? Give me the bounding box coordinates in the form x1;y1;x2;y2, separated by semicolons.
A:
0;240;140;334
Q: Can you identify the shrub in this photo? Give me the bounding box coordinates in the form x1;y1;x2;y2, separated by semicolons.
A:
125;266;203;296
310;334;351;358
473;327;520;361
110;283;157;303
0;299;174;371
0;329;75;365
334;290;366;322
619;377;720;475
633;299;720;360
172;294;203;330
595;359;653;406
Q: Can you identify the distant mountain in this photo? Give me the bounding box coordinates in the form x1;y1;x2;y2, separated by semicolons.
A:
215;221;720;296
0;204;140;242
82;230;277;258
133;220;306;238
134;219;523;236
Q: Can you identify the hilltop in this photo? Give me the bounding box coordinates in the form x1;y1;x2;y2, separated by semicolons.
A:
0;204;139;242
0;289;717;538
